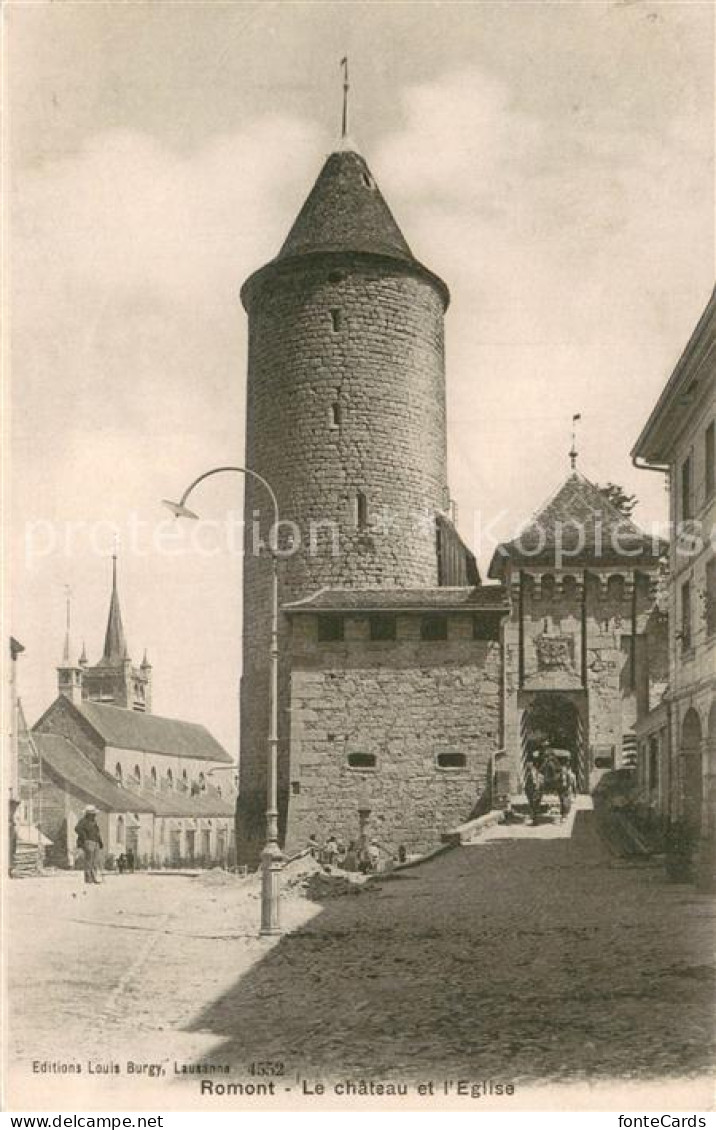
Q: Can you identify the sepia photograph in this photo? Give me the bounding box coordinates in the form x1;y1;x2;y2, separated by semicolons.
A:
3;0;716;1116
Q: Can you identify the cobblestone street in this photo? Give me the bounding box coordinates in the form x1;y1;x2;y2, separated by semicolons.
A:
7;810;716;1109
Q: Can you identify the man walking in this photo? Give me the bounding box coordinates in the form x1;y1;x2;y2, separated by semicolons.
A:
75;806;103;885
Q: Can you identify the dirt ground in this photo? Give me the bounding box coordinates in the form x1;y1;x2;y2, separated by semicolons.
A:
6;811;716;1111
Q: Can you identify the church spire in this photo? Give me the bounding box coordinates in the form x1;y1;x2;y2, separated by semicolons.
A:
62;585;72;664
101;553;128;664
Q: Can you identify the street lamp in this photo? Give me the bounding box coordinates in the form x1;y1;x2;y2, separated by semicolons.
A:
162;465;283;936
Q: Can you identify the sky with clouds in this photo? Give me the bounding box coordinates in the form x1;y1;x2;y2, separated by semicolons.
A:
9;0;715;756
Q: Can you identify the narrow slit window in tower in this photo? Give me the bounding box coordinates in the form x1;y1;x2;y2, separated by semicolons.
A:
330;308;342;332
329;402;342;429
355;491;368;529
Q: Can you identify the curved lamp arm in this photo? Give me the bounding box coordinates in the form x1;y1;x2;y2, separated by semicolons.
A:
162;464;279;528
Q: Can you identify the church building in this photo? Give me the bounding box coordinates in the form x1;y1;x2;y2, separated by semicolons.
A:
32;559;236;868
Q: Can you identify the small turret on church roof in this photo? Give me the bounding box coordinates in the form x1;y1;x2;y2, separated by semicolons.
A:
488;470;667;581
99;555;128;665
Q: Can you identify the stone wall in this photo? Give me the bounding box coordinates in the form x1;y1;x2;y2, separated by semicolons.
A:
239;252;450;860
284;611;502;857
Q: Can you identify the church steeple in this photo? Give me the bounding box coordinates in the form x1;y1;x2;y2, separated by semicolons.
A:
101;554;128;665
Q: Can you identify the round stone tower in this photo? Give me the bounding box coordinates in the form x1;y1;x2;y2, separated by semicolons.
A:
237;148;451;860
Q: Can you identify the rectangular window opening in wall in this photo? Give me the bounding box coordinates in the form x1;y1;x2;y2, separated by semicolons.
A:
329;402;342;428
347;752;377;770
436;751;466;770
317;613;344;642
706;557;716;637
291;781;300;795
681;455;692;521
370;613;397;641
421;613;448;641
706;420;715;501
681;578;692;653
330;308;342;332
354;491;368;529
473;612;502;641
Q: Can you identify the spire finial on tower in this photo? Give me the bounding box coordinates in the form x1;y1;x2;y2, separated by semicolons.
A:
62;584;72;664
102;542;128;664
569;413;581;471
340;56;349;141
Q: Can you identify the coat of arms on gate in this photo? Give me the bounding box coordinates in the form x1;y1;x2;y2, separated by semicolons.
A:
535;634;575;672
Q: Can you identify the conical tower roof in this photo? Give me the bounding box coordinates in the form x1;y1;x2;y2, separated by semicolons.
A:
100;556;128;665
488;470;666;580
242;148;449;308
278;150;415;264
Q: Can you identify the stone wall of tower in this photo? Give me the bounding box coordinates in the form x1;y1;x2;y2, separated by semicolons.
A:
238;254;449;860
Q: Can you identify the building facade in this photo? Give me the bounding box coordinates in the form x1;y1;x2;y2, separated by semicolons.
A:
632;285;716;843
489;470;667;798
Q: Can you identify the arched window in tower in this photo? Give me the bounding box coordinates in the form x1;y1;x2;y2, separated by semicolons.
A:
166;768;173;790
182;768;188;793
330;308;342;332
115;763;122;783
133;764;141;787
150;766;157;789
198;771;206;792
354;491;368;529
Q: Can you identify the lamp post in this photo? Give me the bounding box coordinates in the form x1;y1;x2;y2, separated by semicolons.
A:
163;465;283;935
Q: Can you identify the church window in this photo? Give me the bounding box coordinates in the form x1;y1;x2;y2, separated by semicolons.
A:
421;614;448;641
354;491;368;528
182;769;188;792
317;614;344;642
347;752;377;770
473;613;502;642
115;763;122;783
436;751;466;770
150;766;157;788
133;764;141;785
330;308;342;332
370;614;396;641
166;768;173;790
329;402;342;429
198;772;206;791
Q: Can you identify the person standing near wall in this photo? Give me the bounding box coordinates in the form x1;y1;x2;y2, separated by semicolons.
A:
75;806;103;885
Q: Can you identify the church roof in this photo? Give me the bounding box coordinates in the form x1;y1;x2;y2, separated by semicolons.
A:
76;701;234;764
278;150;415;264
99;556;128;665
488;471;666;580
283;585;508;613
34;733;155;813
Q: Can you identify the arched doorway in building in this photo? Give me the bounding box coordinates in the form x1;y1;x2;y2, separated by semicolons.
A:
521;693;586;791
681;707;703;835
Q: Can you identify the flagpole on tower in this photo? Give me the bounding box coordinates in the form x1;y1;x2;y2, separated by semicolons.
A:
340;56;349;140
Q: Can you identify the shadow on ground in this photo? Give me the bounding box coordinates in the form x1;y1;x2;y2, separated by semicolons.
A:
184;813;716;1085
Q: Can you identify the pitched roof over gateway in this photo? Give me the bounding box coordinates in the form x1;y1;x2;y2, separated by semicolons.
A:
283;585;509;614
77;701;233;764
488;471;666;581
